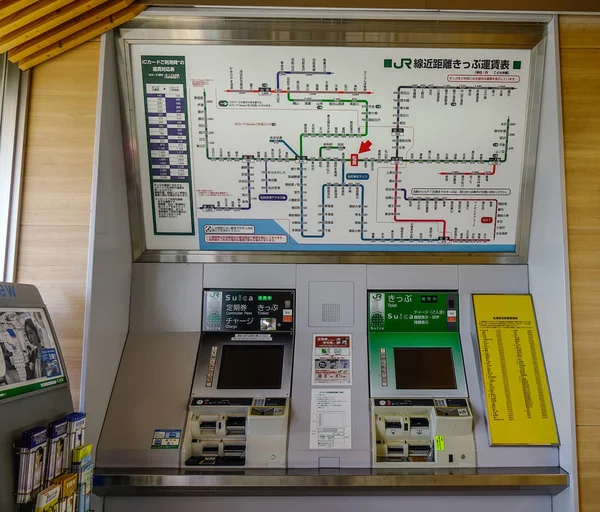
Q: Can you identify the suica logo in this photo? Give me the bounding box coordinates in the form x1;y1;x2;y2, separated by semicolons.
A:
384;58;412;69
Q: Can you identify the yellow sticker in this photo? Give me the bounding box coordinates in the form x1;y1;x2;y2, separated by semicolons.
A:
473;294;558;446
435;435;445;451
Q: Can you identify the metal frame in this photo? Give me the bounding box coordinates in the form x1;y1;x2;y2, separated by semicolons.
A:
93;466;569;496
115;8;549;264
0;56;29;282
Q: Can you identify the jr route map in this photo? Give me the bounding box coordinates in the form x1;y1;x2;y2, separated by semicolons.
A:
133;45;532;252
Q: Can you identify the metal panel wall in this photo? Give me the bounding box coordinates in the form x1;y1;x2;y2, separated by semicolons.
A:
81;31;133;456
288;265;370;467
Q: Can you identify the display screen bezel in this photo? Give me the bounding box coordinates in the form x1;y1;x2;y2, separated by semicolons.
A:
393;347;457;390
216;343;286;390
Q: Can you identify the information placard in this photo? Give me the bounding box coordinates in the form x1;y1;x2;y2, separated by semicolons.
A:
472;294;558;446
132;44;534;253
0;308;66;401
312;334;352;385
309;388;352;450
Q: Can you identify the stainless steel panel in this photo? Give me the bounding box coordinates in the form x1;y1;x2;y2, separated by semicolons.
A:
97;332;200;468
367;265;459;291
289;265;371;468
203;264;296;289
93;466;568;496
129;263;204;332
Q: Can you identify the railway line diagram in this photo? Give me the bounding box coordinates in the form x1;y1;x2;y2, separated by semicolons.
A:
138;46;532;252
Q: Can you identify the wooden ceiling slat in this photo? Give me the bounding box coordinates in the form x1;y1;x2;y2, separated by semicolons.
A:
0;0;111;54
0;0;81;39
0;0;40;19
17;5;146;70
8;0;134;62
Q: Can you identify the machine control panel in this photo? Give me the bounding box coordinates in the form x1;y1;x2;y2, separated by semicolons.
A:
203;290;294;333
380;348;388;387
368;291;458;332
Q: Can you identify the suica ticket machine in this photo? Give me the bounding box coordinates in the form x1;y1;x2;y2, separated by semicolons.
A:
184;288;474;469
183;289;295;467
368;291;475;467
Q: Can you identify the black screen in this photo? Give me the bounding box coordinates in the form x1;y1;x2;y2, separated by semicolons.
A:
393;348;457;390
217;345;285;389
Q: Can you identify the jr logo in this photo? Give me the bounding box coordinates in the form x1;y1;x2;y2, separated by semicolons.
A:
383;58;412;69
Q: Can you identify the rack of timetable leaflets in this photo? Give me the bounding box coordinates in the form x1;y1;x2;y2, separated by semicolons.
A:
15;412;94;512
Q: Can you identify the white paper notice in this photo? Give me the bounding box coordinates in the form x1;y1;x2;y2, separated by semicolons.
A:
312;334;352;385
310;388;352;450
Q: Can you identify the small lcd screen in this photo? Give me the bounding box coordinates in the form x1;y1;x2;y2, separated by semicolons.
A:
393;348;457;390
217;345;284;389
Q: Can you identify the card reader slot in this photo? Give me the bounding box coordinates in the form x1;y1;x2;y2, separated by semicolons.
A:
386;445;406;457
408;444;431;453
223;444;246;458
200;421;217;430
384;422;403;430
225;416;247;435
410;417;429;428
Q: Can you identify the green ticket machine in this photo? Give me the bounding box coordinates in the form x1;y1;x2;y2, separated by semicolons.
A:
368;291;476;468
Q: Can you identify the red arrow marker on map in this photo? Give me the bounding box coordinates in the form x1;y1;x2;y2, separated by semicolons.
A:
359;140;372;154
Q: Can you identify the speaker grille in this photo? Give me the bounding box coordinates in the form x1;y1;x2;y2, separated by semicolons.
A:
321;303;341;323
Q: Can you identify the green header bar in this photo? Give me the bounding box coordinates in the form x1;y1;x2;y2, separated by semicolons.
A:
0;377;66;401
368;291;458;333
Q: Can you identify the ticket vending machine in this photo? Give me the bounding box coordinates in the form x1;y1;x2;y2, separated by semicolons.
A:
368;291;476;468
85;10;575;512
181;289;295;468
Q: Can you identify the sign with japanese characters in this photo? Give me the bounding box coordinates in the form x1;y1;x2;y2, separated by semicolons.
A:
473;294;558;446
368;291;458;333
312;334;352;385
131;44;534;254
310;388;352;449
202;290;294;332
141;56;195;236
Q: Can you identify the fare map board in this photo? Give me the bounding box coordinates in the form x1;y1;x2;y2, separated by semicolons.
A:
472;295;558;446
133;46;533;253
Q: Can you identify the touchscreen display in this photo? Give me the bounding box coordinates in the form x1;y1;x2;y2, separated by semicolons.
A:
393;347;457;390
217;344;284;389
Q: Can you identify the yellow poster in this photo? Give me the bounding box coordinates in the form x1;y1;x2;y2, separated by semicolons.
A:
472;294;558;446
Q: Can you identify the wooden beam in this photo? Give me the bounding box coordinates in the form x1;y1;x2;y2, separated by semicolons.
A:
0;0;40;19
0;0;82;38
0;0;111;54
8;0;134;62
17;5;146;70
